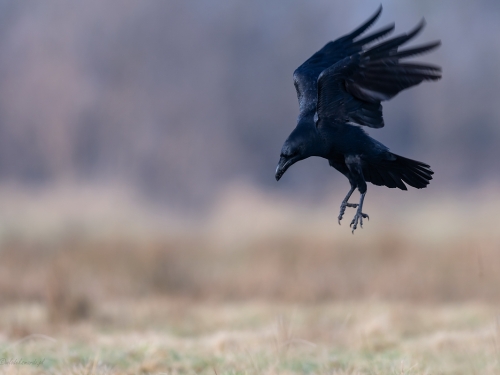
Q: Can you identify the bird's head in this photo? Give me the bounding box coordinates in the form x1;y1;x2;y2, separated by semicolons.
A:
275;136;306;181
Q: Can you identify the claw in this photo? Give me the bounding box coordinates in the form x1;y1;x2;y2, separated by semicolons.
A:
338;204;345;225
350;210;369;233
337;186;357;225
338;200;359;225
337;187;369;231
350;193;369;233
338;203;358;224
348;191;369;233
338;208;345;225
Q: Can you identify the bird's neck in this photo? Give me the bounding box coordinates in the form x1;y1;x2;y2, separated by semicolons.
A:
295;113;329;157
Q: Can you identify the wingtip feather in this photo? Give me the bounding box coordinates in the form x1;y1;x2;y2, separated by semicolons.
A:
353;23;395;47
347;4;383;40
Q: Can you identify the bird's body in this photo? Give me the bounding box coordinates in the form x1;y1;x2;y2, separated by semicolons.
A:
275;6;441;232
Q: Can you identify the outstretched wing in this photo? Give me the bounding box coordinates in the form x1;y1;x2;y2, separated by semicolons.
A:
294;5;395;113
316;20;441;129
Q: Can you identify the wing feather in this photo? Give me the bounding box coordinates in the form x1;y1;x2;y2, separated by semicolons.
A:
316;20;441;129
293;5;393;113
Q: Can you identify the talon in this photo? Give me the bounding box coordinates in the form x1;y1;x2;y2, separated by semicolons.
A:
350;210;368;233
338;190;369;233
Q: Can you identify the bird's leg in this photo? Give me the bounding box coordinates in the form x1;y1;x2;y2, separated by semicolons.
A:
344;155;369;233
350;192;369;233
338;185;357;224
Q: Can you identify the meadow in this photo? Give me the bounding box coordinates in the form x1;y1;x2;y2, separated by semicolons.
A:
0;184;499;374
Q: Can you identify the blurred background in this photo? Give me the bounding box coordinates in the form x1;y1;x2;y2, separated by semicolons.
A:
0;0;499;321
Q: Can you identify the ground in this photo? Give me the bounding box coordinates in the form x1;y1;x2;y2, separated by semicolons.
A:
1;186;500;374
1;299;499;375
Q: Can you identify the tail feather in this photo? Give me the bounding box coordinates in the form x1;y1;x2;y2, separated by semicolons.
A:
363;154;433;190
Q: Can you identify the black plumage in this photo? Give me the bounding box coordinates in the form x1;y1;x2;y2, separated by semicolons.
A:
275;6;441;232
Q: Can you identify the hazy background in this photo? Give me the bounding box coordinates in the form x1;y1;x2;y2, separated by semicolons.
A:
0;0;499;207
0;0;499;312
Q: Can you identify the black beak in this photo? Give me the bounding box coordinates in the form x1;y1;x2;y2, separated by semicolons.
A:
275;156;292;181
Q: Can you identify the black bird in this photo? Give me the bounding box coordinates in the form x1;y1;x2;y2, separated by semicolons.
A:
275;5;441;232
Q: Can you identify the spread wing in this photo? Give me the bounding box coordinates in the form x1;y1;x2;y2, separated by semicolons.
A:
293;5;395;113
316;20;441;129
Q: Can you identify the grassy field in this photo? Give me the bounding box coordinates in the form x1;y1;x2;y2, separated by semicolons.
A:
0;299;499;374
0;185;499;374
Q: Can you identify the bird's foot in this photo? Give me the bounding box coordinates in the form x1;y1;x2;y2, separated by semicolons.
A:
338;203;359;224
350;209;369;233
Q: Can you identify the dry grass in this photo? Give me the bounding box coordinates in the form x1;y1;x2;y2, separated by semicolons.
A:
0;230;497;313
0;299;499;374
0;184;499;373
0;217;499;306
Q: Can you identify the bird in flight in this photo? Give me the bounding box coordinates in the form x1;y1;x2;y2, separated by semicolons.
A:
275;5;441;233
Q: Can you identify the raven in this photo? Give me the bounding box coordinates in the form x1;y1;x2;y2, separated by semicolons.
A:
275;5;441;233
